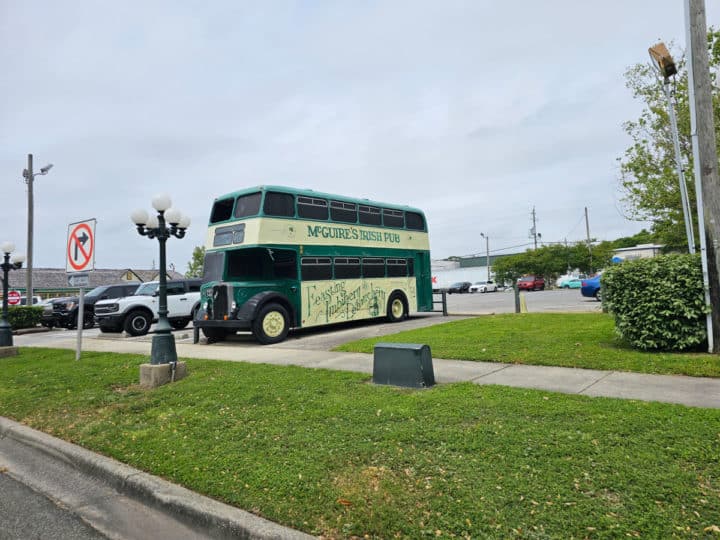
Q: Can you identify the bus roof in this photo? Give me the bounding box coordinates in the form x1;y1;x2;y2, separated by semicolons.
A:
213;185;425;214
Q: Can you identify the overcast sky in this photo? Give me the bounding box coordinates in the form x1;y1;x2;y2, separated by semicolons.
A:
2;1;718;273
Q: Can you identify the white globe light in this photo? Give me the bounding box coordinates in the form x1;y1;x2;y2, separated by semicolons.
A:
165;207;182;226
131;209;149;225
146;214;159;229
0;241;14;254
179;215;191;229
152;193;172;212
11;254;25;264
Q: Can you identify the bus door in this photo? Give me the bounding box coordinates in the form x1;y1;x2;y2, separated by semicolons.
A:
266;248;301;325
414;252;433;311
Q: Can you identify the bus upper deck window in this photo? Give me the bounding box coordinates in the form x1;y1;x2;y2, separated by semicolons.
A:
298;196;328;220
264;192;295;217
210;198;234;223
330;200;357;223
405;211;425;231
382;208;404;228
234;192;262;218
359;205;381;226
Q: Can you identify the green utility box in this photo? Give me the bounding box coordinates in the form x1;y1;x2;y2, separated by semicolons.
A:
372;343;435;388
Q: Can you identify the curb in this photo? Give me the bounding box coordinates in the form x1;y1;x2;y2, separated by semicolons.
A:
14;326;52;335
0;417;315;540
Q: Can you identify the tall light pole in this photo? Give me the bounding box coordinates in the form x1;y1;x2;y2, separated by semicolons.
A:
22;155;53;302
0;242;26;347
648;42;696;253
131;194;190;365
480;233;490;281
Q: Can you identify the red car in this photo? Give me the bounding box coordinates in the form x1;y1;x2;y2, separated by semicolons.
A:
517;275;545;291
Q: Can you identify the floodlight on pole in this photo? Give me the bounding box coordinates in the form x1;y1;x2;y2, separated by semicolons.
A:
22;154;53;303
649;42;696;253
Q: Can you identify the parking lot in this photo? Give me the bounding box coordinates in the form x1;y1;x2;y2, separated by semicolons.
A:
16;288;601;351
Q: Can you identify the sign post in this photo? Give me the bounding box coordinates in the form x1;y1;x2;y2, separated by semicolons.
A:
66;219;96;360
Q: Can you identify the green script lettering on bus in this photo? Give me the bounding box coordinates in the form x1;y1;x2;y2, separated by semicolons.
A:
306;225;396;243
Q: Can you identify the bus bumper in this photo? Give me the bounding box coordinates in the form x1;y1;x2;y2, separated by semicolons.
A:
193;319;252;330
193;307;253;331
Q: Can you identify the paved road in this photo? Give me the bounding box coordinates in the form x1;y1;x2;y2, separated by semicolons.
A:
444;287;601;314
17;288;599;351
0;473;108;540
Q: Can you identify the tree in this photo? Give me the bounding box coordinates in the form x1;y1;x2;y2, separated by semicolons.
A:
491;231;654;285
186;246;205;277
618;29;720;251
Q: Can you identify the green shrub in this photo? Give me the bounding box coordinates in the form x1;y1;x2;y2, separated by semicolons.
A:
602;254;706;351
7;306;43;330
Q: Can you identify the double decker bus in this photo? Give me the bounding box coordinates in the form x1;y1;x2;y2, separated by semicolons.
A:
194;185;433;344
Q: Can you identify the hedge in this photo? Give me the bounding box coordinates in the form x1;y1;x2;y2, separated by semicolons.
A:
601;254;707;351
6;306;43;330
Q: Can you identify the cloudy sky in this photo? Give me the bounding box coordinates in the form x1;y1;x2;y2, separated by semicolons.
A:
2;1;718;273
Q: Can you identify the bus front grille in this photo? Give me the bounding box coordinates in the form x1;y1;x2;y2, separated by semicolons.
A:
211;285;230;320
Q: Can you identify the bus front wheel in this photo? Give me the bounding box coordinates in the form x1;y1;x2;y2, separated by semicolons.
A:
386;293;407;323
253;303;290;345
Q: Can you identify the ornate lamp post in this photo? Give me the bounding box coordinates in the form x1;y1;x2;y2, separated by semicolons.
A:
131;194;190;365
1;242;26;347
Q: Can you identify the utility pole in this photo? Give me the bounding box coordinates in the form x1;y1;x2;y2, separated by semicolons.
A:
530;206;539;250
481;233;490;281
565;237;570;273
585;207;593;274
686;0;719;352
24;154;34;302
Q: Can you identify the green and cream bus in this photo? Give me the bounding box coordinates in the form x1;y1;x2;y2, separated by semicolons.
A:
194;185;433;344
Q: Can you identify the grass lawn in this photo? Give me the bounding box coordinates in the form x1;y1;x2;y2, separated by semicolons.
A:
2;348;720;538
335;313;720;378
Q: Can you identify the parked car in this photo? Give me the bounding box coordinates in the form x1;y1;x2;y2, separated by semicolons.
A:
581;275;602;301
469;280;498;293
94;279;201;336
447;281;472;294
557;274;587;288
45;283;140;330
560;278;583;289
19;295;43;306
517;275;545;291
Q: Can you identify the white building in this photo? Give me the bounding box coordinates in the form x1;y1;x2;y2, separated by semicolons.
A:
611;244;664;262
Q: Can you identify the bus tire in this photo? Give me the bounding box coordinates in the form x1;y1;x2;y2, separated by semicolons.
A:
386;293;407;322
253;303;289;345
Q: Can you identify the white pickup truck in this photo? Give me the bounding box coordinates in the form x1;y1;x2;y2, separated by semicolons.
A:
94;279;201;336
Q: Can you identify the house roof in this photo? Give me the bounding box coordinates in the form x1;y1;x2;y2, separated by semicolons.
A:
5;268;186;292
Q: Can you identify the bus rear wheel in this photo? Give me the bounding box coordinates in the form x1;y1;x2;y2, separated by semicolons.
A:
386;293;407;323
253;303;290;345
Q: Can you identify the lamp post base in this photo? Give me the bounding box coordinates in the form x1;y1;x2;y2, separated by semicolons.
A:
150;332;177;365
0;346;19;358
139;361;187;388
0;322;13;347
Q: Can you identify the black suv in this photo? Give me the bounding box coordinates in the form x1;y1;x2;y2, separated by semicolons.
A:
43;283;140;329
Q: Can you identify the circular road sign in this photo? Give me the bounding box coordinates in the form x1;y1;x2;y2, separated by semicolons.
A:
7;290;21;306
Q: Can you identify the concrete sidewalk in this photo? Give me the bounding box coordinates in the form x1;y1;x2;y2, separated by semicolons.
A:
17;333;720;409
